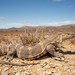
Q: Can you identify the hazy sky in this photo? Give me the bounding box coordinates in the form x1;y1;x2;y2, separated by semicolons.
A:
0;0;75;28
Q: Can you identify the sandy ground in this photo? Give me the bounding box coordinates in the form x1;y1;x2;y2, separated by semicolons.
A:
0;46;75;75
0;31;75;75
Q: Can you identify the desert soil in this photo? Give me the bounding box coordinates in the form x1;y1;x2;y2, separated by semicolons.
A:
0;28;75;75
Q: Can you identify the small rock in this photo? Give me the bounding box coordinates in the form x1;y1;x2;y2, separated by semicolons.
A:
1;67;9;75
64;66;70;70
40;62;48;68
1;71;9;75
54;73;61;75
15;72;21;75
55;57;65;61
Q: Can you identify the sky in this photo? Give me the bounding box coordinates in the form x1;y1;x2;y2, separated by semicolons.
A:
0;0;75;28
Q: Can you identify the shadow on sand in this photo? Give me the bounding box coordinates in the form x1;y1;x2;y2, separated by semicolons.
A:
62;51;75;55
36;51;75;60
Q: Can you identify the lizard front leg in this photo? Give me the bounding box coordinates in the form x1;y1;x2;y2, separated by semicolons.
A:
6;44;16;61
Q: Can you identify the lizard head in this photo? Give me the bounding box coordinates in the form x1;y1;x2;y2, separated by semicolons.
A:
59;32;75;42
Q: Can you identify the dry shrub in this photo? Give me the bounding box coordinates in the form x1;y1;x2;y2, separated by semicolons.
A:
20;28;46;46
0;34;13;46
0;27;52;46
0;35;8;43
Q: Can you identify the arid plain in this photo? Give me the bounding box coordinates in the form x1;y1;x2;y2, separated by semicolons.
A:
0;25;75;75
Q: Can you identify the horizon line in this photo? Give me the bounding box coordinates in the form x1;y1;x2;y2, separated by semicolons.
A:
0;23;75;29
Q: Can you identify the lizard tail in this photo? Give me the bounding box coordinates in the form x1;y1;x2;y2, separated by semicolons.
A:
0;60;40;66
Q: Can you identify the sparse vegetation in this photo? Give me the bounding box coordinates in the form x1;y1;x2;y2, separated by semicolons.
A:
0;25;75;75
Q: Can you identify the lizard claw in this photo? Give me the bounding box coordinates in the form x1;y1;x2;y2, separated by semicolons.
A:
54;52;65;61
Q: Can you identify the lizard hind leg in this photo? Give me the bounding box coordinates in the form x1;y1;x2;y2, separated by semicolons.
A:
46;44;64;58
